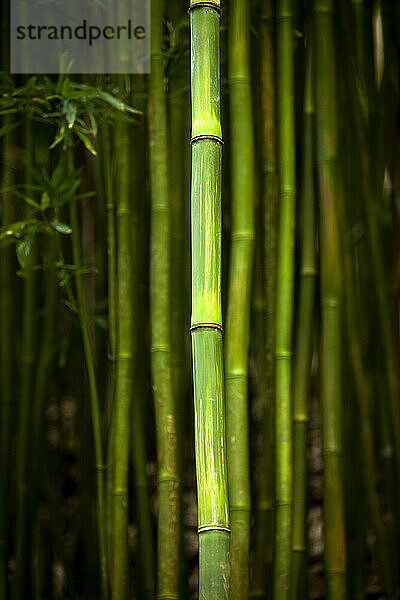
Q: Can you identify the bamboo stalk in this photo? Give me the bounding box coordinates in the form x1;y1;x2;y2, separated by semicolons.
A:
225;0;255;593
256;0;278;595
14;119;38;600
111;109;133;600
68;148;108;599
252;1;278;594
274;0;296;597
314;2;346;598
149;0;180;594
0;6;13;594
168;0;188;422
190;0;230;596
0;127;14;600
291;40;316;600
249;215;269;600
168;9;190;591
131;77;155;600
31;232;57;599
103;120;117;569
103;124;118;365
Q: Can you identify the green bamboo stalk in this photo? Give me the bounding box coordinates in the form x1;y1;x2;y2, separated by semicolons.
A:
190;0;230;597
14;118;38;600
249;215;268;600
68;148;108;599
253;1;278;594
291;41;316;600
0;7;13;595
102;123;118;566
168;11;190;592
149;0;180;595
103;124;118;365
168;0;189;422
225;0;255;593
314;2;346;598
130;76;155;600
0;127;14;600
31;233;57;600
103;120;118;569
106;398;116;569
274;0;296;597
131;400;155;600
111;113;133;600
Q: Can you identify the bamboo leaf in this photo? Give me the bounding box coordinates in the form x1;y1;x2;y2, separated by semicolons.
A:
63;100;77;129
76;130;97;155
41;191;50;210
93;90;142;115
49;125;66;149
50;220;72;235
16;236;33;268
0;219;41;240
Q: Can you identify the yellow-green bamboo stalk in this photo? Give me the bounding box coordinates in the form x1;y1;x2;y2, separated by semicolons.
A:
291;40;316;600
225;0;255;593
314;1;346;598
190;0;230;596
111;111;133;600
274;0;296;597
149;0;180;594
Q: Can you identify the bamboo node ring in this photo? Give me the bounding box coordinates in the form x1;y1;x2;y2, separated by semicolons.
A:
190;134;224;145
190;322;224;332
197;525;231;534
188;2;221;14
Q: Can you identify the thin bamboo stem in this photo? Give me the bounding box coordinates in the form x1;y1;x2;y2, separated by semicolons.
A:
14;119;37;600
31;233;57;599
131;77;155;600
103;120;117;570
111;110;133;600
149;0;180;594
68;148;108;599
252;2;277;594
103;124;118;364
168;11;190;591
291;40;316;600
0;122;14;600
314;2;346;598
274;0;296;597
225;0;255;593
255;0;278;595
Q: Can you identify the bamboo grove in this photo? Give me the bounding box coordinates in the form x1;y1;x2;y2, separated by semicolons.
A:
0;0;400;598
